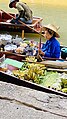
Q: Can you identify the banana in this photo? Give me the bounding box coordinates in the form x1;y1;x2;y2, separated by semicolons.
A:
62;88;67;93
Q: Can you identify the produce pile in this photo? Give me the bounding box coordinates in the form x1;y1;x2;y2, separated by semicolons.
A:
13;62;46;84
12;62;67;93
60;73;67;93
0;34;38;55
15;40;38;55
25;56;37;62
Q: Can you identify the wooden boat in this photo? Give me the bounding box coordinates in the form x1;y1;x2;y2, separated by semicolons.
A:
0;10;43;33
0;51;67;97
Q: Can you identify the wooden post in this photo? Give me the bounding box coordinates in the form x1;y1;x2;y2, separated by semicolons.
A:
22;30;24;39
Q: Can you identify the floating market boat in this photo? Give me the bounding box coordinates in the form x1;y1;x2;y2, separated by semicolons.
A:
0;10;43;33
0;51;67;97
0;33;67;60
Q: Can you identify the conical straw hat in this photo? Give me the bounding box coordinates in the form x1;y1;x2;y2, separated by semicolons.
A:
43;24;60;38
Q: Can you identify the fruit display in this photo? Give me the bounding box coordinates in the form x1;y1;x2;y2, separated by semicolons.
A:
13;62;46;83
15;47;24;53
60;73;67;92
62;88;67;93
12;62;67;93
25;56;37;62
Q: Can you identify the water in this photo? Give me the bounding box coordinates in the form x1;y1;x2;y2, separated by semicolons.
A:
0;0;67;45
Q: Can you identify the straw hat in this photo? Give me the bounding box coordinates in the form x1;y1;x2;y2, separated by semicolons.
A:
9;0;19;8
43;24;60;38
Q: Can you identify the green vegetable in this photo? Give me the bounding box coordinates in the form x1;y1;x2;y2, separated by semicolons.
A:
41;72;60;89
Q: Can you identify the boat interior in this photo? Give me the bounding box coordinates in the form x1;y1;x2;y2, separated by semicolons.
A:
0;11;43;27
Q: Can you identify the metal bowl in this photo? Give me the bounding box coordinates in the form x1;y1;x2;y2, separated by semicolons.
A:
0;34;12;45
4;44;17;52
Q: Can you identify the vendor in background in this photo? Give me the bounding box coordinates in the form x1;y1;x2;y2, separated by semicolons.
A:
38;24;60;58
9;0;33;24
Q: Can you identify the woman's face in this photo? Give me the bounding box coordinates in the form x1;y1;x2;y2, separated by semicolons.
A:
44;30;53;40
12;2;16;8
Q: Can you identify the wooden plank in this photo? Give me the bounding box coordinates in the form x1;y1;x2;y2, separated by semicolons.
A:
47;68;67;73
41;60;67;69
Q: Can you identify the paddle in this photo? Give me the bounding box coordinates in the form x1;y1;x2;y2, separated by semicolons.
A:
0;9;44;37
36;27;43;61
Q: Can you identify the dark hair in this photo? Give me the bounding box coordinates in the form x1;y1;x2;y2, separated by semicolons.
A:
9;0;19;8
46;28;56;36
15;0;19;1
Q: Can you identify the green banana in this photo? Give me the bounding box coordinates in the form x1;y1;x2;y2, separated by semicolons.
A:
62;88;67;93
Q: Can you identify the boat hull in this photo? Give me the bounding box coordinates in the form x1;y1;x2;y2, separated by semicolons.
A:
0;71;67;97
0;51;67;97
0;11;43;33
0;22;40;33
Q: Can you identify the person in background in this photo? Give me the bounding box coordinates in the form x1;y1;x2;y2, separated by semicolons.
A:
9;0;33;24
38;24;60;58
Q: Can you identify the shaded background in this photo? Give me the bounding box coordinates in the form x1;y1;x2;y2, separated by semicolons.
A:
0;0;67;45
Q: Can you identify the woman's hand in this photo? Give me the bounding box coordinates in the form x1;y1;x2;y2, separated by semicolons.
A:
38;49;45;56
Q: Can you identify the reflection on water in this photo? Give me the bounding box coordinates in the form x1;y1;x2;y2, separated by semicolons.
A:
0;1;67;45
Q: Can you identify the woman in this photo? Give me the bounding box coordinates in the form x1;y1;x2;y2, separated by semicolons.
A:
9;0;33;24
38;24;60;58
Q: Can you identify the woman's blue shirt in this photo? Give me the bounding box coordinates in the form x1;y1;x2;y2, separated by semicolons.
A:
41;37;60;58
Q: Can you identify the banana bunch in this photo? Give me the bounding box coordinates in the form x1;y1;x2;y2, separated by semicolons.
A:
12;62;46;83
61;78;67;85
12;70;26;79
24;69;41;84
62;88;67;93
27;63;46;75
26;56;37;62
23;63;46;83
24;70;36;81
60;73;67;88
